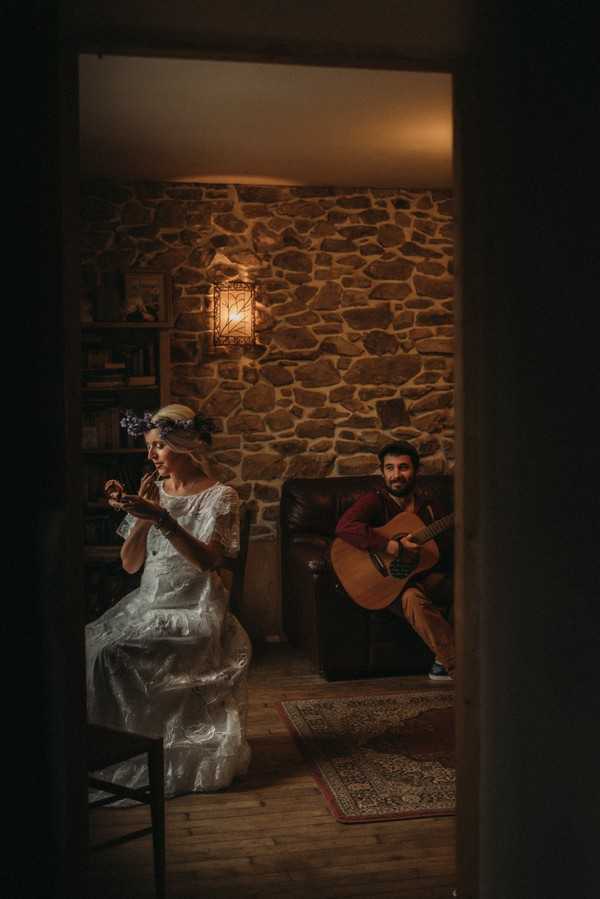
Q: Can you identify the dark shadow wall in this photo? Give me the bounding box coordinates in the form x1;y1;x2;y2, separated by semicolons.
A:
22;5;87;899
457;2;598;897
23;2;599;896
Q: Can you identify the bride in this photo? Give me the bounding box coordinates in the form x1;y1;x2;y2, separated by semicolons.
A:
86;403;251;796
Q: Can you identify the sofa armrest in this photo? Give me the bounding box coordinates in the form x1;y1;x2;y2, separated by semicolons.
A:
310;566;371;679
281;535;370;678
281;535;333;647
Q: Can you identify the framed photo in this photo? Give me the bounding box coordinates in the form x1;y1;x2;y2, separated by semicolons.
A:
124;271;172;326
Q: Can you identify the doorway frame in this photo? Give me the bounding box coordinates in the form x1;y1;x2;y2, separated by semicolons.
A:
60;35;476;899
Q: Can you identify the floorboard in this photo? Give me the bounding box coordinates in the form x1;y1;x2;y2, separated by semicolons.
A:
87;642;456;898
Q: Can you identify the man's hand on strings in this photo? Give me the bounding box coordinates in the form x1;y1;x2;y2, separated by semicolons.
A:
389;534;420;579
386;534;419;558
400;534;419;554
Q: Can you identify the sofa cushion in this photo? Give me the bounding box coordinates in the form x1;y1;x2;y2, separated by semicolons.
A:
281;475;384;539
281;474;453;538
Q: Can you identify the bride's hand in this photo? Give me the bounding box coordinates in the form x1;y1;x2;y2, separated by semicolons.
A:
138;471;159;503
116;493;162;521
104;479;125;510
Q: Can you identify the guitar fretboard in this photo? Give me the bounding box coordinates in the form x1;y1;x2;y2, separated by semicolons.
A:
412;513;454;545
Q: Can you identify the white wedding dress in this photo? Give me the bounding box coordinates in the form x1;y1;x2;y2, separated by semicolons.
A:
86;481;252;797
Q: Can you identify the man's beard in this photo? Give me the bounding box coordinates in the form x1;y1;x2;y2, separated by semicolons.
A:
385;475;415;497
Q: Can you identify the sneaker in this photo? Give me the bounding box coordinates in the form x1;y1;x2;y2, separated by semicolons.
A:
428;660;452;681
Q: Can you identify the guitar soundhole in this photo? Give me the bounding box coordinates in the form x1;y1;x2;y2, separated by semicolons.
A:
390;559;417;578
388;532;420;578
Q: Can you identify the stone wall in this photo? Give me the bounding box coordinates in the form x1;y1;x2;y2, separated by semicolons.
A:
81;182;454;546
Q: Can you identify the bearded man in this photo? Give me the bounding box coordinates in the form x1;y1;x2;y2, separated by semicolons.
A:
334;441;455;680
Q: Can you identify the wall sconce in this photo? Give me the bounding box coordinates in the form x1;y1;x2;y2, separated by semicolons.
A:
213;281;256;346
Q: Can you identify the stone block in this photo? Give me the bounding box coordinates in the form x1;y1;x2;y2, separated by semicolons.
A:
414;338;454;355
369;282;411;301
272;327;318;350
271;438;308;455
241;453;286;480
360;209;389;224
320;336;363;356
297;420;336;439
264;411;296;432
203;389;242;417
295;359;341;387
254;484;280;502
409;391;453;413
214;213;247;233
214;450;242;465
285;453;336;478
344;354;421;385
237;186;284;203
243;383;276;412
337;455;380;476
342;306;393;331
365;259;415;280
414;274;454;299
228;413;265;433
363;331;399;356
272;250;312;272
376;398;411;428
321;238;357;253
335;196;372;209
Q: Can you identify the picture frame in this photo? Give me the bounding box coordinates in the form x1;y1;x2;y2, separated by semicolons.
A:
123;271;173;326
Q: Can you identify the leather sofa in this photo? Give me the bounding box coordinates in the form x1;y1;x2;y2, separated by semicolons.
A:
280;473;454;681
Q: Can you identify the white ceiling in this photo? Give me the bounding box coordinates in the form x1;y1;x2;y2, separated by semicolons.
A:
79;55;453;188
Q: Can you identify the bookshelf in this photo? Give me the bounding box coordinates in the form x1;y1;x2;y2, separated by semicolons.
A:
82;321;171;621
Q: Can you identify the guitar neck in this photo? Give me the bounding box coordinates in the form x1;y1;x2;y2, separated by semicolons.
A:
409;513;454;545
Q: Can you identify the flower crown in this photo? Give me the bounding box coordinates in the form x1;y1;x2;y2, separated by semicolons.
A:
120;409;215;444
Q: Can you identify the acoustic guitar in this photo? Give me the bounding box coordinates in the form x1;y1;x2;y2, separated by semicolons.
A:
330;509;454;610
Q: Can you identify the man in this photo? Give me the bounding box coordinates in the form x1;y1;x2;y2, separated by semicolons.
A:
335;441;455;680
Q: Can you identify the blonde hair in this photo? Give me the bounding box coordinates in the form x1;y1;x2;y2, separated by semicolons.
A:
151;403;213;476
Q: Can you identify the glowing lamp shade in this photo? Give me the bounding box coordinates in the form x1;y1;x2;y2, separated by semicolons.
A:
213;281;256;346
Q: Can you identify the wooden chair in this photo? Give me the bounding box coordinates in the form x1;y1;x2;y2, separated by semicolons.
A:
221;503;250;618
86;505;249;896
87;722;166;899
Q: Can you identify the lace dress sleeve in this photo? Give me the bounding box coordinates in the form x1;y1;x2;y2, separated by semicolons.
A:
116;512;136;541
209;487;240;558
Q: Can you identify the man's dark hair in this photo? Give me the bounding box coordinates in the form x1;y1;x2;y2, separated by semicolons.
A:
377;441;420;470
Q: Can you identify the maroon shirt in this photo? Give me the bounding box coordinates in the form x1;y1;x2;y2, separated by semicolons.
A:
335;486;452;573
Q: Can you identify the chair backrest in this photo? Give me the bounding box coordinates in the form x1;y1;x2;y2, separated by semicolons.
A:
222;504;250;617
280;474;453;541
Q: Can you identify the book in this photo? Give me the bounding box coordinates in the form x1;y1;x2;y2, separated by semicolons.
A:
82;424;98;449
111;407;120;447
82;410;99;449
85;546;121;560
127;375;157;386
146;342;156;375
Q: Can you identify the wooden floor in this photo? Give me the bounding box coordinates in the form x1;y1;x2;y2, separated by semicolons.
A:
87;643;456;899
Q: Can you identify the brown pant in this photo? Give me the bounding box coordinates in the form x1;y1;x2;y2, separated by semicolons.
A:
388;571;455;675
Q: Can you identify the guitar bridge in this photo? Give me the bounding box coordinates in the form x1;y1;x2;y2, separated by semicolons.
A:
368;551;389;577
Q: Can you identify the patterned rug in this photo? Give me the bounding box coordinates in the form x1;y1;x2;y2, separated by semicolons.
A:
277;690;455;823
